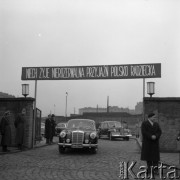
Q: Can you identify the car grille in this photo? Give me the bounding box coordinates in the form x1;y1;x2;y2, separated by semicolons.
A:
72;131;84;145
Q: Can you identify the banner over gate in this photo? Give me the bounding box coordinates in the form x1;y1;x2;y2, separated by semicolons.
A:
21;63;161;80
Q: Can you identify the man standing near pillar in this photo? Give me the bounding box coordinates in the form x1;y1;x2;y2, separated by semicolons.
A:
45;114;52;144
141;112;162;176
14;109;26;150
0;111;12;152
50;114;56;143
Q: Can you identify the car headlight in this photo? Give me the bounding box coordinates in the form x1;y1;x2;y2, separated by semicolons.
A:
90;132;96;139
60;131;66;138
66;139;70;143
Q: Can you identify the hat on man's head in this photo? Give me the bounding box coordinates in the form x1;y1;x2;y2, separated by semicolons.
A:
51;114;55;117
148;112;155;118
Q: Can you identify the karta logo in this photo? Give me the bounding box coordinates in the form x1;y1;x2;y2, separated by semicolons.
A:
119;161;179;179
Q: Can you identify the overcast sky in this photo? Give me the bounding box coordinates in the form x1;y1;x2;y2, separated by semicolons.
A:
0;0;180;117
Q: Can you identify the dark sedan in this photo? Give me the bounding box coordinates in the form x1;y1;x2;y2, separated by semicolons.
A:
98;121;132;141
58;119;98;154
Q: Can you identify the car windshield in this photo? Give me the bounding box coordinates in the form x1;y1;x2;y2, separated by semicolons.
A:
67;120;95;130
108;121;121;128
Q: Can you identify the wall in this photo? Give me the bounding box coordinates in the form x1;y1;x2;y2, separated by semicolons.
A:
144;97;180;152
0;98;34;149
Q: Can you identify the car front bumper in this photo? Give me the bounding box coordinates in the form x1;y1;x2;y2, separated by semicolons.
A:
111;132;132;138
58;142;98;148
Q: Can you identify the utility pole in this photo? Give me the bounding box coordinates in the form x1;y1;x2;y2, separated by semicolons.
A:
65;92;68;120
107;96;109;113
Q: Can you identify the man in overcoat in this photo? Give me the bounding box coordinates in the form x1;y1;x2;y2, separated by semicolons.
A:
45;114;52;144
14;110;26;150
50;114;56;143
0;111;12;152
141;112;162;176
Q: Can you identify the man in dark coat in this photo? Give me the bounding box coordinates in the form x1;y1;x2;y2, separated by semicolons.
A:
141;112;162;176
50;114;56;143
45;114;52;144
0;111;12;152
14;110;25;150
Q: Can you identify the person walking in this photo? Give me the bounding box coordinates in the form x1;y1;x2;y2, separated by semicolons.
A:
141;112;162;176
50;114;56;143
45;114;52;144
14;109;26;150
0;111;12;152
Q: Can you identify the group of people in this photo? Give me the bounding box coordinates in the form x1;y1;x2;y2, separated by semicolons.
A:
0;110;25;152
44;114;56;144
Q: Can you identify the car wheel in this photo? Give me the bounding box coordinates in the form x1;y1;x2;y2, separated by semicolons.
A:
59;146;66;154
90;147;97;154
109;132;113;141
124;137;129;141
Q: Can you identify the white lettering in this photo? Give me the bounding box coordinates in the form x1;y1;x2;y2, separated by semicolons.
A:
86;66;108;78
131;65;156;77
39;68;50;79
110;66;128;77
26;68;37;79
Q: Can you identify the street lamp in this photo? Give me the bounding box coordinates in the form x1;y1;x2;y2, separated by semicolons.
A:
22;84;29;98
65;92;68;119
147;82;155;97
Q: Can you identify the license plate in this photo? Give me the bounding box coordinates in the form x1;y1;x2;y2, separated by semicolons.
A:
72;144;83;148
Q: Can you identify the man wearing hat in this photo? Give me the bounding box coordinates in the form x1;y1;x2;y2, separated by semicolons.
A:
141;112;162;177
0;111;12;152
50;114;56;143
14;109;26;150
45;114;52;144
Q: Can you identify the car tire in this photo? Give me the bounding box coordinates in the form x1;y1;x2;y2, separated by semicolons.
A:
124;137;129;141
59;146;66;154
90;147;97;154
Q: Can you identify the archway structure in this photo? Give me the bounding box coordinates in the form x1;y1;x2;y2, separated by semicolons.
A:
21;63;161;147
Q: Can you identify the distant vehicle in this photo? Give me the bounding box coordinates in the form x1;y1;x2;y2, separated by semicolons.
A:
55;123;67;135
58;119;98;154
41;122;45;137
98;121;132;141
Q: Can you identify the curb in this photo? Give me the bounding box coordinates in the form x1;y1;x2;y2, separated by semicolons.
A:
0;142;58;155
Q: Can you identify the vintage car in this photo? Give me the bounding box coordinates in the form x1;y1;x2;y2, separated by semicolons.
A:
58;119;98;153
98;121;132;141
55;122;67;135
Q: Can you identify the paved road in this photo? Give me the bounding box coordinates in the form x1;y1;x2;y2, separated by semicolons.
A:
0;138;175;180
